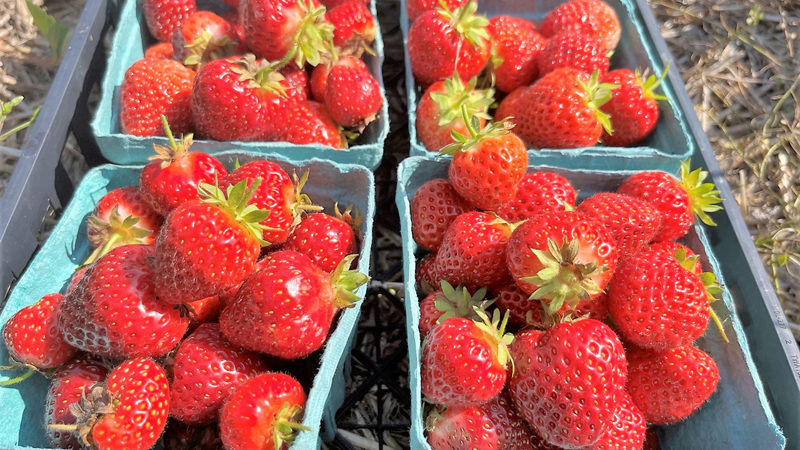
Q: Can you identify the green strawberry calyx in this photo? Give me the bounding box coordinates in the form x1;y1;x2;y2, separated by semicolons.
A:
430;74;494;128
83;206;152;266
635;61;671;102
151;115;193;169
232;54;289;97
473;308;515;373
290;0;336;67
290;170;325;230
440;104;514;156
672;248;730;343
679;160;723;226
438;0;490;48
433;280;493;325
198;178;273;245
522;238;607;314
580;70;619;135
183;30;235;68
272;402;311;450
331;254;370;308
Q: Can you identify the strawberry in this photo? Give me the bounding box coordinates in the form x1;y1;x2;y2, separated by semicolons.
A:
442;118;527;211
415;75;494;152
537;32;610;78
310;63;331;101
626;344;719;424
505;210;618;313
495;171;576;222
139;119;227;216
418;281;490;339
487;16;547;93
172;11;240;68
591;390;646;450
153;179;269;304
576;192;663;260
506;68;617;149
324;56;382;128
648;240;701;275
435;212;514;291
64;265;89;295
481;391;538;450
508;318;627;448
86;186;162;262
44;356;109;448
493;284;609;327
278;100;346;148
282;205;359;272
120;57;195;137
220;372;307;449
416;254;443;296
540;0;621;52
421;310;513;407
170;323;268;424
600;67;668;146
321;0;368;9
407;1;491;86
616;161;723;242
220;251;368;358
327;0;376;57
145;42;175;59
143;0;197;42
410;177;474;251
3;293;76;370
185;295;223;326
281;63;311;101
406;0;466;23
426;406;500;449
59;245;189;358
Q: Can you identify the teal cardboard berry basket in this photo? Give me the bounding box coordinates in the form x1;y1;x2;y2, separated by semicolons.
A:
90;0;389;169
400;0;694;173
0;151;375;449
396;155;785;449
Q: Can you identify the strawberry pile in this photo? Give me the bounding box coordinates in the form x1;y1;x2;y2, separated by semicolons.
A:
123;0;383;149
408;0;671;152
1;120;369;449
410;145;728;447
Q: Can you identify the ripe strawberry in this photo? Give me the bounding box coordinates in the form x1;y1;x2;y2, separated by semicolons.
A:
416;254;443;296
648;240;701;275
281;63;311;101
172;11;240;68
421;310;514;407
170;323;268;424
410;177;473;251
64;265;89;295
540;0;621;51
418;281;490;339
576;192;663;259
435;211;514;291
282;205;359;272
591;391;646;450
443;118;527;211
406;0;466;23
310;63;330;101
617;161;723;242
321;0;368;10
506;68;617;149
220;251;368;358
145;42;175;59
324;56;382;128
426;406;500;449
508;318;627;448
493;283;609;327
86;186;162;260
495;171;576;222
3;293;76;370
120;57;195;137
143;0;197;42
626;345;719;424
185;295;223;327
139;120;227;216
415;75;494;152
278;100;346;148
407;1;491;86
487;16;547;93
600;67;668;146
59;245;189;358
505;210;618;313
537;32;610;78
154;179;269;304
328;0;376;57
44;356;109;448
481;391;538;450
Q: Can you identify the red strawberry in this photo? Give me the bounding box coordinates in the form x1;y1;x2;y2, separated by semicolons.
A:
576;192;663;259
185;295;223;326
416;254;443;296
505;210;618;313
481;391;538;450
139;120;227;216
328;0;376;57
626;345;719;424
310;63;330;102
421;311;513;407
508;319;627;448
278;100;346;148
59;245;189;358
3;293;76;370
418;281;490;339
170;323;268;424
120;57;195;137
407;1;491;86
507;68;617;149
591;390;646;450
281;63;311;101
220;372;307;449
44;356;109;448
153;179;269;304
415;75;494;152
282;205;359;272
493;283;609;327
324;56;382;128
220;251;368;358
426;406;500;449
616;161;722;242
537;32;610;78
435;212;514;291
600;68;668;146
487;16;547;93
495;171;576;222
406;0;466;23
172;11;240;68
86;186;162;260
648;240;701;275
65;265;89;295
410;178;474;251
540;0;621;51
321;0;368;10
143;0;197;42
145;42;175;59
